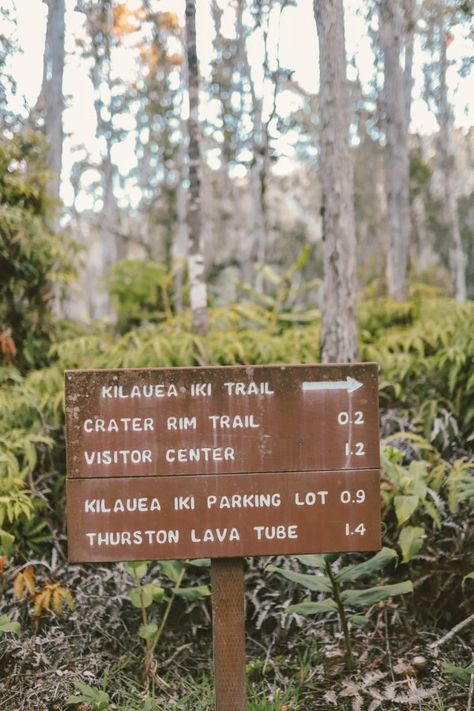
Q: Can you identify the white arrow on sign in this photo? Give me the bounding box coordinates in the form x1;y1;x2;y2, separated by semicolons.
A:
302;376;363;393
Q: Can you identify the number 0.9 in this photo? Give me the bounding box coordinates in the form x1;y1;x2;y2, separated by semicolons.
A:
340;489;366;504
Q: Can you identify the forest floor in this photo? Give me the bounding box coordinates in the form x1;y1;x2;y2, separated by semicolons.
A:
1;554;473;711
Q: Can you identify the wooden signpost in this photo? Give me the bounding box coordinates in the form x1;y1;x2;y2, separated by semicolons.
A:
65;363;381;709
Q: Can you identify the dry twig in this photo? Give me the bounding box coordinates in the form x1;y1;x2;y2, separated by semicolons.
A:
429;613;474;649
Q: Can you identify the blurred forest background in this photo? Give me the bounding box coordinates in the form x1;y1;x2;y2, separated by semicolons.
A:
1;0;474;326
0;0;473;709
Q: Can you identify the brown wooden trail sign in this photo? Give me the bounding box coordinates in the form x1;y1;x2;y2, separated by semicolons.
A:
67;469;380;561
66;363;379;481
64;363;381;710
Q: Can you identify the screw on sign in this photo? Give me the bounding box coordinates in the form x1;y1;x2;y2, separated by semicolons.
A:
64;363;381;710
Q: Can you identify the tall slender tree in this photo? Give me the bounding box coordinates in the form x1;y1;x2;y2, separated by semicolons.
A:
35;0;66;219
131;8;183;267
236;0;268;289
173;49;190;313
422;0;467;302
185;0;208;337
70;1;133;317
86;1;118;267
239;0;289;291
404;2;417;128
379;0;415;301
437;21;466;302
313;0;358;362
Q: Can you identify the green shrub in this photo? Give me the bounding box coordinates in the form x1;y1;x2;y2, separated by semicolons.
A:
362;298;474;451
0;131;74;371
381;433;473;562
359;298;418;337
106;259;175;332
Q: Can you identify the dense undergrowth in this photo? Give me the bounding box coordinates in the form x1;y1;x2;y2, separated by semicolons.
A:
1;298;473;709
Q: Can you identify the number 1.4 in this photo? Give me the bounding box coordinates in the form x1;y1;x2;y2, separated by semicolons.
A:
345;523;366;536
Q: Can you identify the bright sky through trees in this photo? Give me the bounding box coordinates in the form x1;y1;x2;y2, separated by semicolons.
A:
5;0;473;209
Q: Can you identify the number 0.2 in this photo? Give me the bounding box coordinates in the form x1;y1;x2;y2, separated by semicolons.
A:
338;410;364;425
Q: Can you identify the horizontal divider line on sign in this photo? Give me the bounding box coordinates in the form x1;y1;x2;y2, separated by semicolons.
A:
66;467;382;482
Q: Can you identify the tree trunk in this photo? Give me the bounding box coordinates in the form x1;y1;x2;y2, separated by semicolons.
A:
171;44;190;314
404;0;416;129
38;0;65;220
173;128;188;314
380;0;411;301
185;0;208;337
313;0;358;363
99;5;118;268
411;191;436;270
251;148;268;292
236;0;268;292
437;20;466;302
86;3;117;318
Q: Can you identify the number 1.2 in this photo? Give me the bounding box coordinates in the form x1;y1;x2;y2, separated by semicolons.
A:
345;442;365;456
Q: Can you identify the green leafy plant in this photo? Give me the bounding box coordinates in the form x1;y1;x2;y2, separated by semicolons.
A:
456;472;474;507
0;364;60;557
0;477;34;555
381;441;439;562
266;548;413;670
381;435;473;561
462;571;474;589
125;558;211;692
0;613;20;635
0;421;54;555
66;680;110;710
441;661;474;687
244;245;320;330
362;298;474;449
